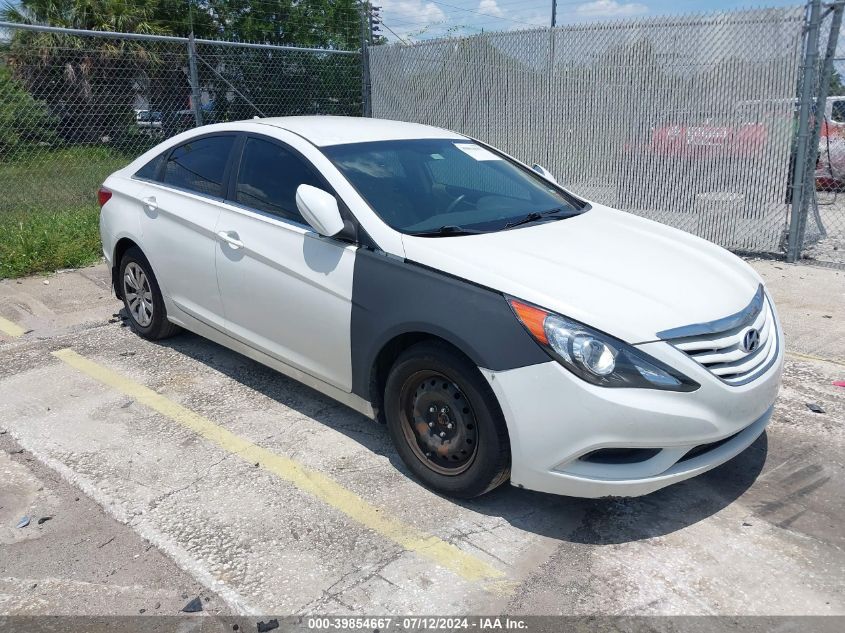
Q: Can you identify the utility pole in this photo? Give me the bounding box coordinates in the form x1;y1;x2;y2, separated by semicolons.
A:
551;0;557;27
185;0;202;127
359;2;372;117
359;1;382;116
187;31;203;128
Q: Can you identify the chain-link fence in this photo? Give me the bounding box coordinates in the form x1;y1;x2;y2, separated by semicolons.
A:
3;5;844;276
369;7;807;256
0;22;360;276
793;0;845;267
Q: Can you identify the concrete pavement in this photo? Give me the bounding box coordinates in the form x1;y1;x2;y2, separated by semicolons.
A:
0;433;221;615
0;260;843;616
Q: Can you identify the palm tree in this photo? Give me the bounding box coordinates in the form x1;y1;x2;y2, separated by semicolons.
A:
0;0;364;143
1;0;188;142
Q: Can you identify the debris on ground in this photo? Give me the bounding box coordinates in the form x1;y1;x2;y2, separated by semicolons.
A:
181;596;203;613
9;448;24;454
833;381;845;388
42;280;49;285
120;400;133;409
37;516;52;525
806;402;825;414
257;620;279;632
16;516;30;529
120;351;136;357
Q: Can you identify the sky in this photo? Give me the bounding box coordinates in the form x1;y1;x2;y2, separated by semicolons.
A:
377;0;806;42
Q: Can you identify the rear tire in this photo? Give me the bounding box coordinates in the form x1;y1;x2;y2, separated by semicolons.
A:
119;247;180;341
384;341;511;498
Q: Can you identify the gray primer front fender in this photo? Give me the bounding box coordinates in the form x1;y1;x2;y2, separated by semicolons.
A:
349;249;549;401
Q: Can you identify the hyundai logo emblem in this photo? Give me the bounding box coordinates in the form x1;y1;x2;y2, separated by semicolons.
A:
742;328;760;353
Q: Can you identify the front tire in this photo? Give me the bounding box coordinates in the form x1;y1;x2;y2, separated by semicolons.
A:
119;247;180;340
384;341;511;498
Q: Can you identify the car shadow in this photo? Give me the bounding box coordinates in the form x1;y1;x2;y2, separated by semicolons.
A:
157;330;768;547
462;432;767;545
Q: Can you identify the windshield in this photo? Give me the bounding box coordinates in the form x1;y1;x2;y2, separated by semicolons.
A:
322;138;585;235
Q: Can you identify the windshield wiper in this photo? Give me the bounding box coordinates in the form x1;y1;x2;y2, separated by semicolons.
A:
504;207;568;230
407;225;484;237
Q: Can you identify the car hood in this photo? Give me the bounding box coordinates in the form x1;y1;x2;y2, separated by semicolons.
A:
400;204;763;344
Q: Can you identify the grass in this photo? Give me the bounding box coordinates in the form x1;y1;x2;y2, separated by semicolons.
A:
0;146;131;278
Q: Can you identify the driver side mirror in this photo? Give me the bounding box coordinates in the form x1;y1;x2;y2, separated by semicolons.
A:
532;163;558;185
296;184;345;238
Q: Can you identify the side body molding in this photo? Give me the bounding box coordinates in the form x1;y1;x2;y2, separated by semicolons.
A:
349;249;549;401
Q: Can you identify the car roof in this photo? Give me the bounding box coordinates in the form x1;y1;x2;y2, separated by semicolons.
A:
253;115;467;147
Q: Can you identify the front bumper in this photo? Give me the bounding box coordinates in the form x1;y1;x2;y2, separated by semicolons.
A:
481;327;783;498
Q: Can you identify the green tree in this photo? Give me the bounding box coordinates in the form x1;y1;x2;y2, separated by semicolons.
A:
198;0;361;50
0;0;363;143
0;64;56;157
1;0;181;142
1;0;172;35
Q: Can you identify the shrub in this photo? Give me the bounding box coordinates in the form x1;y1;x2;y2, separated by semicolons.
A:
0;65;56;159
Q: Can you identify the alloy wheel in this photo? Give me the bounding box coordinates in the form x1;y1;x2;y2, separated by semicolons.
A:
123;262;154;327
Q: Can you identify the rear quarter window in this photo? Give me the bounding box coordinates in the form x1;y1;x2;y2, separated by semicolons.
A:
134;153;165;181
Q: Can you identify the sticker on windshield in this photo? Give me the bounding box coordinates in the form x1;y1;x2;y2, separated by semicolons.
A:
454;143;501;161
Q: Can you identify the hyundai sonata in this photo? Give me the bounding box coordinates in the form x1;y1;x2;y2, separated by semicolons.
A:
98;116;783;498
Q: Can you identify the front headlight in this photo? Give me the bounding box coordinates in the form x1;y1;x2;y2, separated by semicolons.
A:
508;298;699;392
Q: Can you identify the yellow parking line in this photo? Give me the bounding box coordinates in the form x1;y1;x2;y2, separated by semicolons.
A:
0;316;26;338
52;348;510;592
786;350;845;368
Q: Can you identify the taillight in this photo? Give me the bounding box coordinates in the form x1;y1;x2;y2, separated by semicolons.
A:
97;187;112;207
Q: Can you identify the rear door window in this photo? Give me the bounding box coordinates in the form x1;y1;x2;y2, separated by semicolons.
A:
234;137;324;224
162;135;235;198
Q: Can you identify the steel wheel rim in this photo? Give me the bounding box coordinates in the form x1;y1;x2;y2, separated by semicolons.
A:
123;262;153;327
398;370;479;476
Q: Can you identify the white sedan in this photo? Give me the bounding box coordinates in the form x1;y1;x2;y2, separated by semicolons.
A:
98;116;783;498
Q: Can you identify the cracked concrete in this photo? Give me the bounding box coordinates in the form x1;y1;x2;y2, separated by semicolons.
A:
0;433;221;615
0;260;844;615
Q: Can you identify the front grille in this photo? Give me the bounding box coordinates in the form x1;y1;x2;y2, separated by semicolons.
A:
659;285;779;386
